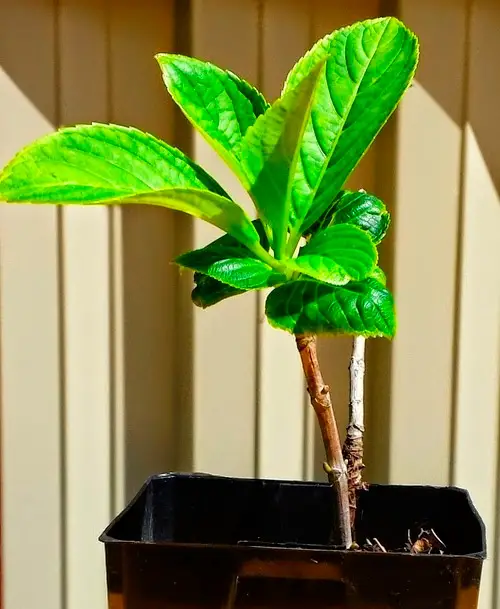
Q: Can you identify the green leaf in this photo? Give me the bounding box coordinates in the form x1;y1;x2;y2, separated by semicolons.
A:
299;224;377;281
237;62;325;257
0;123;228;201
0;123;261;248
265;278;395;337
125;189;261;248
227;71;270;118
176;223;284;290
179;254;281;290
156;54;268;186
185;220;273;308
282;17;419;238
308;189;390;244
192;273;245;308
370;266;387;286
291;256;350;286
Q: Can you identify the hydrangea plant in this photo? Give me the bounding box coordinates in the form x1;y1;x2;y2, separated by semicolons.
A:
0;16;419;547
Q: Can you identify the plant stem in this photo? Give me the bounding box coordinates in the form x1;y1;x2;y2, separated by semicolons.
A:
295;334;352;548
343;336;366;527
249;243;294;279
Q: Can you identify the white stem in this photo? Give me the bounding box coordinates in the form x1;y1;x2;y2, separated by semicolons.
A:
347;336;366;439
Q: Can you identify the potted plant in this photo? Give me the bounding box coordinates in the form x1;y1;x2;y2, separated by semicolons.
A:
0;16;486;609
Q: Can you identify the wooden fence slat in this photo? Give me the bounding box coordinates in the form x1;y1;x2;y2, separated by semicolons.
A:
182;0;260;477
379;0;469;487
0;3;63;609
257;0;311;481
453;2;500;607
108;0;177;502
58;1;111;608
310;0;380;482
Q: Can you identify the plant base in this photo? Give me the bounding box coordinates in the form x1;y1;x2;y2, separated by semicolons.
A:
100;473;486;609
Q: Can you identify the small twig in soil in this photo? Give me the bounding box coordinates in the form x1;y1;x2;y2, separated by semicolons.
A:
406;528;446;554
364;537;388;553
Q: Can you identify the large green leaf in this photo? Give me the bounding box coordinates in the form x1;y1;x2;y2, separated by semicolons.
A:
0;123;228;201
282;17;418;242
265;278;395;337
308;189;390;244
156;54;268;187
237;62;325;257
299;224;377;281
176;222;284;290
0;123;261;248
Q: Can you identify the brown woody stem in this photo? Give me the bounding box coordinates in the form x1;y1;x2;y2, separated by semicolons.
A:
296;334;352;548
343;336;366;528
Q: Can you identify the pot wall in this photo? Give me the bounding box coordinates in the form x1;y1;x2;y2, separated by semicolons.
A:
100;474;486;609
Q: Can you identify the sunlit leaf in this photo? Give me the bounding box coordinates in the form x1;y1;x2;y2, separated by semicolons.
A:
237;63;325;256
156;54;268;187
282;17;419;239
299;224;377;281
0;124;261;248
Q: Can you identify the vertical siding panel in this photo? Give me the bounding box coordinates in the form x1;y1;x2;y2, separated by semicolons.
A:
57;1;110;608
453;2;500;608
257;0;310;481
378;0;469;487
310;0;379;481
109;0;177;501
185;0;259;476
0;3;63;609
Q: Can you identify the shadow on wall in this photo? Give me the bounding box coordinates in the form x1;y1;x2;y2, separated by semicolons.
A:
396;0;500;195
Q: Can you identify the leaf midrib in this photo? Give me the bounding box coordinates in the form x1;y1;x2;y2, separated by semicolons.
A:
277;63;326;259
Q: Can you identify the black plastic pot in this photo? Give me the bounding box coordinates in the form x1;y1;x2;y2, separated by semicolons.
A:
100;473;486;609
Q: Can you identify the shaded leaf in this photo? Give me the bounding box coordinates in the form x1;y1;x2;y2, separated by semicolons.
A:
192;273;245;308
186;220;273;308
308;189;390;244
282;17;419;237
176;230;283;290
265;278;395;337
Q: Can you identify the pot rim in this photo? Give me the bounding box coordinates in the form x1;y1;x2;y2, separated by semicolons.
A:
99;472;486;560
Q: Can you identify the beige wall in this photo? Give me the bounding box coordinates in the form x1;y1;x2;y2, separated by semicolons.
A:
0;1;499;609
